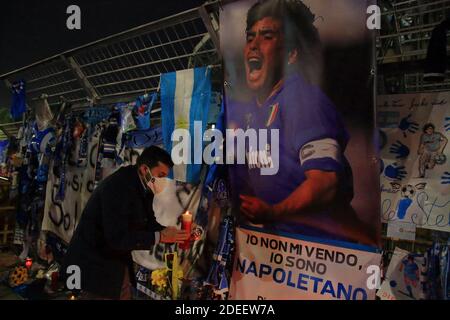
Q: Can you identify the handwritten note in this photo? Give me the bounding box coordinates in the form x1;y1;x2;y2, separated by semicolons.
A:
378;92;450;233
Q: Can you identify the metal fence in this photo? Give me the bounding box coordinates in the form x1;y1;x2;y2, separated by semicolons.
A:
0;2;220;138
0;2;221;110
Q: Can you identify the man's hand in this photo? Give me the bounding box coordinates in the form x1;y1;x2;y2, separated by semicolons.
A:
240;195;275;224
160;227;189;244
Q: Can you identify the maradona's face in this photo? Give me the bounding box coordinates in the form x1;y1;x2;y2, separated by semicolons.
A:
244;17;284;93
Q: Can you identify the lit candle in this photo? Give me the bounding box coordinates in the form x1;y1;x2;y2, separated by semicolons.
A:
180;211;192;250
25;258;33;271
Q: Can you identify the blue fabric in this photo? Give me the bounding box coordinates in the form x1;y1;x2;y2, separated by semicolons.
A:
0;140;9;148
123;126;163;149
134;93;157;130
204;216;234;294
161;72;176;158
10;80;26;120
0;140;9;164
82;106;111;126
402;259;419;280
36;164;49;183
29;125;55;155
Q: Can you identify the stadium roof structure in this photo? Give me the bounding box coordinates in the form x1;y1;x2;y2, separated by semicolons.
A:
0;1;221;112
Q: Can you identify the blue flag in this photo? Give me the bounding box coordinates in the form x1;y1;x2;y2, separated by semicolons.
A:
0;140;9;164
161;67;211;183
10;80;26;121
123;126;163;149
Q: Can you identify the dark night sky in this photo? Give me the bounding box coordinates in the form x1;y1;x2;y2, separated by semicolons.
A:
0;0;204;110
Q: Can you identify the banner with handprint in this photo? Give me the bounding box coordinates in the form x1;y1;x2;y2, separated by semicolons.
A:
378;93;450;233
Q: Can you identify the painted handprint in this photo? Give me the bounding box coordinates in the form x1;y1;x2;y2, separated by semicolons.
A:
384;162;407;180
399;114;419;138
442;172;450;185
389;140;410;159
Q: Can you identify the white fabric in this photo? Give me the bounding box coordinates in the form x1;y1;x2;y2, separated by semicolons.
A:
152;179;184;226
42;134;101;243
39;130;54;154
173;69;194;181
35;97;54;130
132;180;203;270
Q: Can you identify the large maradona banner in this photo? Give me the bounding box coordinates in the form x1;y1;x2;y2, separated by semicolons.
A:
221;0;381;299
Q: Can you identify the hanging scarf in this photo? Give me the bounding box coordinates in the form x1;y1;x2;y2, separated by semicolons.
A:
94;125;105;189
204;216;234;299
102;115;119;160
77;124;90;167
56;117;73;201
134;93;157;131
10;80;26;121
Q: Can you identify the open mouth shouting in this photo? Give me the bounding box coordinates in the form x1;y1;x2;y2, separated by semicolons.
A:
247;56;263;80
245;55;266;90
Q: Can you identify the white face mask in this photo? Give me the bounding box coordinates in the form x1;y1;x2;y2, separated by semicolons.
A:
142;166;169;194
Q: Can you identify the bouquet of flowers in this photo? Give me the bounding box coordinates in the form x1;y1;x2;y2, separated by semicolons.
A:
150;253;184;299
151;269;169;296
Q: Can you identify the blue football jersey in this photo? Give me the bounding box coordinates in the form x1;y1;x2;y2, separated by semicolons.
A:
227;73;354;238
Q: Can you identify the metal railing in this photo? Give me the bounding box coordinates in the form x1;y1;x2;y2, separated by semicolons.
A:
0;2;221;108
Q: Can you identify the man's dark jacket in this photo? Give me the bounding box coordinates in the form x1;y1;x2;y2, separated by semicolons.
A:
62;165;164;298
